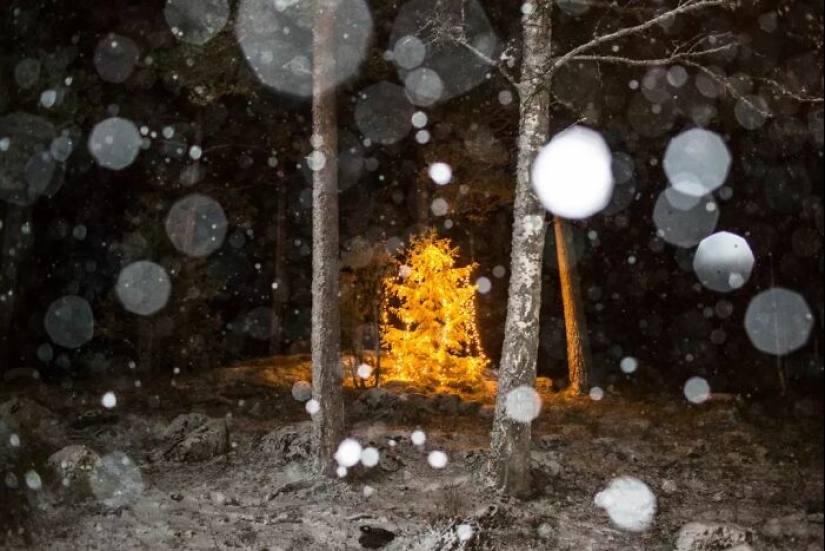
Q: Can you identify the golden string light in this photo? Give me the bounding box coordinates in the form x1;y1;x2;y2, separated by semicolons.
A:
381;231;488;386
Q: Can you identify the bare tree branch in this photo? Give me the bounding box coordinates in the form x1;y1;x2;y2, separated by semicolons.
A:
680;60;824;113
454;37;520;88
566;41;737;68
548;0;734;79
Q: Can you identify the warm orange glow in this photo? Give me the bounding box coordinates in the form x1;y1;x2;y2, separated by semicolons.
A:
382;231;488;386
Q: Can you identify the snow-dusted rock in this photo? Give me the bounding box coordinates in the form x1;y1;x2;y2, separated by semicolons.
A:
166;419;229;462
161;412;210;442
0;398;56;433
675;522;753;551
47;444;101;496
432;393;461;415
258;422;311;465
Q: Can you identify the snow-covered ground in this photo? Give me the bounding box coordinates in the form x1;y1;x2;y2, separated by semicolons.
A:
2;358;823;550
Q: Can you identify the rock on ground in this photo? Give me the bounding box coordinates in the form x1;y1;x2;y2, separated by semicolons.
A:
257;422;311;465
165;419;229;462
46;444;101;498
161;413;210;442
675;522;753;551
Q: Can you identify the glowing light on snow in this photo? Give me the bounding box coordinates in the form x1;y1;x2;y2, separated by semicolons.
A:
595;477;657;532
305;399;321;415
684;377;711;404
50;135;73;162
745;288;814;355
393;35;426;70
116;261;172;316
589;387;605;401
693;232;755;293
505;386;542;424
24;470;42;491
165;0;230;45
292;381;313;402
620;357;638;374
664;129;731;197
430;198;449;217
428;163;453;185
356;364;373;380
101;392;117;409
40;90;57;109
360;447;380;468
236;0;372;97
476;277;492;295
653;190;719;248
94;34;140;83
307;150;327;172
411;111;428;129
44;296;94;349
532;126;614;219
88;118;142;171
411;430;426;446
404;67;444;107
334;439;363;468
428;451;448;469
165;194;228;257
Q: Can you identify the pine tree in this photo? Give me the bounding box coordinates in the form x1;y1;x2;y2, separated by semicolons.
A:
382;230;487;386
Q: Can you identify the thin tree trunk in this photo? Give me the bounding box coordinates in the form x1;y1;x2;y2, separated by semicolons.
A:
270;182;288;355
554;218;591;394
0;205;30;372
488;0;552;498
311;0;344;474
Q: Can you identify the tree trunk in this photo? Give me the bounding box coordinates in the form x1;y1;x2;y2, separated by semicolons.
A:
311;0;345;474
270;182;288;355
553;217;591;394
488;0;552;498
0;205;31;372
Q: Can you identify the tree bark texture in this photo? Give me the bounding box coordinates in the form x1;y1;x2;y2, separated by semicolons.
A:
311;0;345;474
488;0;552;498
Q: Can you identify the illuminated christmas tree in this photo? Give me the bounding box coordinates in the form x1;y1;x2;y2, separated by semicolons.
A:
382;230;488;386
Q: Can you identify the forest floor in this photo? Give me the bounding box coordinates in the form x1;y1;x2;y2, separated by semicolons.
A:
1;356;823;551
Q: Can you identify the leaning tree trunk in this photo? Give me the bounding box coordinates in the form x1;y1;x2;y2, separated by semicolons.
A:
554;217;592;394
310;0;345;474
488;0;552;498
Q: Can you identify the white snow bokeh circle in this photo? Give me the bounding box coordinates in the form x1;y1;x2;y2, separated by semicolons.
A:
595;477;657;532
